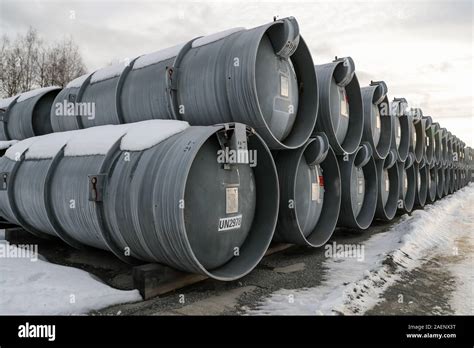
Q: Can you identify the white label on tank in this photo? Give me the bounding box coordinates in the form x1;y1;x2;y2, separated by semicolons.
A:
404;176;408;189
280;75;289;97
397;125;401;138
376;115;381;129
426;136;430;146
358;179;364;194
226;187;239;214
340;87;349;118
385;178;390;191
311;182;320;202
218;214;242;232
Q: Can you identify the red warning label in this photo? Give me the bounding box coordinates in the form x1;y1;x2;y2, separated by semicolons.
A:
319;175;324;187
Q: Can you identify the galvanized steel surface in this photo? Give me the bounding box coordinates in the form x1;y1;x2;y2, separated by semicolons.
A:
0;122;279;280
50;17;318;150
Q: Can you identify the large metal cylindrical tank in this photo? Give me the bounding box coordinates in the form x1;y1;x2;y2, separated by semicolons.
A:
314;56;363;155
273;134;341;246
414;160;428;208
0;87;61;140
409;108;426;163
374;150;399;221
396;153;416;214
360;81;392;159
452;167;459;192
51;17;318;150
443;167;451;196
390;98;411;162
439;127;448;166
446;131;454;166
432;122;442;165
337;143;377;229
436;164;445;199
423;116;434;166
426;163;438;203
0;121;278;280
467;147;473;182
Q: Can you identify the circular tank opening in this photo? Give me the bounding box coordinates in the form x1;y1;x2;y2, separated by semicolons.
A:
255;34;299;142
412;126;417;148
417;171;422;193
183;135;257;270
372;104;382;147
403;169;408;199
351;166;365;218
330;81;350;144
295;156;324;238
381;169;390;206
394;117;401;148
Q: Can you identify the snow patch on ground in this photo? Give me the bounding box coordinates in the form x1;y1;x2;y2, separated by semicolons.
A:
446;218;473;315
0;239;141;315
250;184;474;315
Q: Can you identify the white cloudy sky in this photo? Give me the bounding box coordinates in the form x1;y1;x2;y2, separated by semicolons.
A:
1;0;473;145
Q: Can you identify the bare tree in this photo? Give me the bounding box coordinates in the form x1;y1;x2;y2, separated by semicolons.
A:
0;27;40;97
37;37;86;88
0;28;86;98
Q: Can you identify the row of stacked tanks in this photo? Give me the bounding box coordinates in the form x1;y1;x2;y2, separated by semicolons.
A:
0;17;472;281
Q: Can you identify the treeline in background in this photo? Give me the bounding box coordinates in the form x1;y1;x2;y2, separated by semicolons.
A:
0;27;86;98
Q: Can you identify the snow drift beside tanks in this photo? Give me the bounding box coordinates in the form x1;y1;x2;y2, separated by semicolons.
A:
0;17;471;281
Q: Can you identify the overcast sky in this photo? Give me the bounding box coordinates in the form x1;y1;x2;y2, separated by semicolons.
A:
1;0;473;145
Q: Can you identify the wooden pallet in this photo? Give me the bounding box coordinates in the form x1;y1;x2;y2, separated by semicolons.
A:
134;242;292;299
1;226;293;300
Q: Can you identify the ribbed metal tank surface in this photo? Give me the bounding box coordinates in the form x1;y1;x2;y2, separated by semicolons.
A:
0;87;60;140
337;143;377;229
390;98;411;162
374;150;399;221
314;57;363;155
50;17;318;150
272;134;341;246
396;153;416;214
0;121;279;280
360;81;392;160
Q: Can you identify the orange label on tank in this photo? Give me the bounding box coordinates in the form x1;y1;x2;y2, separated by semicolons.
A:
319;175;324;187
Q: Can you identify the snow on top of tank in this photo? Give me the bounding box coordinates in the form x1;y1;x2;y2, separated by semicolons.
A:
66;72;92;88
4;137;38;161
17;86;60;103
24;132;77;160
133;43;184;70
192;27;245;48
120;120;189;151
0;140;18;150
4;120;190;160
90;62;127;84
0;95;18;109
63;124;131;157
64;120;190;156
